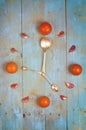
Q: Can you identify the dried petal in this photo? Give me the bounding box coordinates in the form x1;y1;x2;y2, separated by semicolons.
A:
21;33;29;39
69;45;76;52
11;83;18;89
21;66;28;71
60;95;67;100
65;82;74;89
57;31;64;37
22;96;29;103
10;48;18;53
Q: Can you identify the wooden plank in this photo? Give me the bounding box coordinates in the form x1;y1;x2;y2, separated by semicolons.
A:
1;0;86;130
22;1;45;130
66;0;86;129
0;0;23;130
0;118;2;130
22;0;67;130
44;0;67;129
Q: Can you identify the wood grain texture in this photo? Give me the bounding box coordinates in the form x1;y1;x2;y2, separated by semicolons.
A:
0;0;23;130
67;0;86;130
0;0;86;130
22;0;67;130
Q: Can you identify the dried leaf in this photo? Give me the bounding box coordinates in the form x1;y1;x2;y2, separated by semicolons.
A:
57;31;64;37
10;48;18;53
69;45;76;52
22;96;29;103
21;33;29;39
65;82;74;89
11;83;18;89
60;95;67;100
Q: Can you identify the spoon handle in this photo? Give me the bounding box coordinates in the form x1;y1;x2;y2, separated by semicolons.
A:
26;67;53;86
27;67;52;85
41;51;46;74
23;67;58;92
41;72;52;85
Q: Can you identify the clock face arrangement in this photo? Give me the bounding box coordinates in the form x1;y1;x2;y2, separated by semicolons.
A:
6;21;82;108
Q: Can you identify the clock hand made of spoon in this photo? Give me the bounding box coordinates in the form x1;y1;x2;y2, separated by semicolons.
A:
40;37;52;74
22;66;58;92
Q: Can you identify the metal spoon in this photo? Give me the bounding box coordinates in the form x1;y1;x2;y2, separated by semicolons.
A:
40;37;52;74
22;66;58;92
41;72;59;92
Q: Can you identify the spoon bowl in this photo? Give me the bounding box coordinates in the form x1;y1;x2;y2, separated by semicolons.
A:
51;84;58;92
40;37;52;51
41;72;59;92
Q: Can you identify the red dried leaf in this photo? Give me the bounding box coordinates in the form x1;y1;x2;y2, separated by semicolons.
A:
21;33;29;39
65;82;74;89
57;31;64;37
22;96;29;103
11;83;18;89
60;95;67;100
69;45;76;52
10;48;18;53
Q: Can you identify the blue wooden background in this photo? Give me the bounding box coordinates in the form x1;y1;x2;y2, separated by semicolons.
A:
0;0;86;130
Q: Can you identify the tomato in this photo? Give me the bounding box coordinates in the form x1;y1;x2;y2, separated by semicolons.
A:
6;61;18;74
38;96;50;108
38;22;52;35
70;64;82;76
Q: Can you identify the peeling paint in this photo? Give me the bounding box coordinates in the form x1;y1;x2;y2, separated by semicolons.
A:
0;0;5;4
40;0;44;10
6;13;13;21
0;0;86;129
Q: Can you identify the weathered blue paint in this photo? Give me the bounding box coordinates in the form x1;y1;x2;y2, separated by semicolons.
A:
0;0;5;4
0;0;23;130
67;0;86;130
0;0;86;130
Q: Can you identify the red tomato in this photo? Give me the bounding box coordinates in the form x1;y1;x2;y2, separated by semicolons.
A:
38;96;50;108
70;64;82;76
38;22;52;35
6;61;18;74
